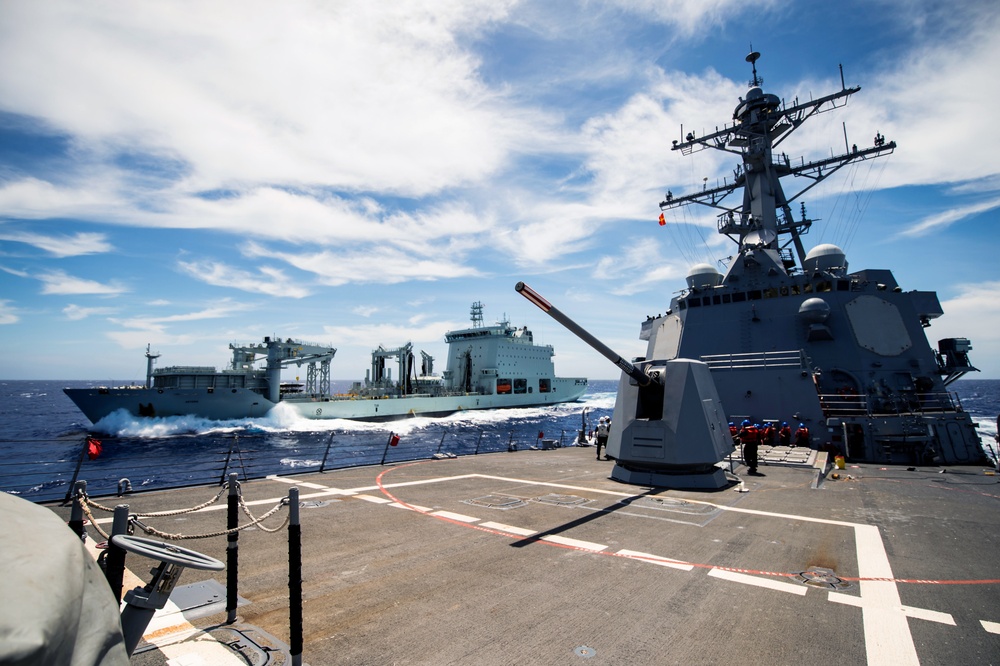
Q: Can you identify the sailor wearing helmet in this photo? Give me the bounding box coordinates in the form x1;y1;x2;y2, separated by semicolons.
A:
595;416;610;460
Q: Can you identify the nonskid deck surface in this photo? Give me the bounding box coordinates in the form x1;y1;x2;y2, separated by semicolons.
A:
51;447;1000;665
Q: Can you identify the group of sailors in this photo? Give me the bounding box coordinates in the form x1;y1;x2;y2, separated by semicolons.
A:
729;420;810;475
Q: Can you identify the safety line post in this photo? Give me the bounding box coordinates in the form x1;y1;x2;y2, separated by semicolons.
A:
226;473;239;624
105;505;130;604
64;440;90;504
288;487;303;666
68;480;87;539
380;432;395;465
319;432;335;472
474;430;484;455
436;431;447;454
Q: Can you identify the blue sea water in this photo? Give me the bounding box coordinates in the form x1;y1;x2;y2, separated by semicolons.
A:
0;379;620;502
1;379;998;503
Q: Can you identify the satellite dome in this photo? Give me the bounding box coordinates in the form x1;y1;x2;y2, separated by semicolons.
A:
686;263;722;290
798;297;831;323
803;244;847;273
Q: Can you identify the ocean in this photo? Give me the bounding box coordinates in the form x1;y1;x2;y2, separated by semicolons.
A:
0;379;620;503
1;379;997;504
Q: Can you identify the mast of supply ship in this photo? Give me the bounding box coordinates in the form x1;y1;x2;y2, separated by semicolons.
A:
659;50;895;278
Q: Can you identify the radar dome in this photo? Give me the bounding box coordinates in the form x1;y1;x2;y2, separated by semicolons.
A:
803;244;847;273
798;297;831;323
686;263;722;290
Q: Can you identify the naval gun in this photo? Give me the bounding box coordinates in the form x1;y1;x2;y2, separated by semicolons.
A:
515;282;734;489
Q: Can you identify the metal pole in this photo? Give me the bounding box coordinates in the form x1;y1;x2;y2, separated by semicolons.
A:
436;431;447;454
68;480;87;539
226;473;239;624
64;440;90;504
473;430;484;455
288;487;303;666
380;432;394;465
320;432;335;473
105;505;130;604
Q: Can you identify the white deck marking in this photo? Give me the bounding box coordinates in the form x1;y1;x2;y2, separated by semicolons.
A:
539;534;607;551
266;475;329;490
389;502;432;512
980;620;1000;634
479;521;536;536
829;593;955;625
430;510;480;523
354;494;392;504
853;524;920;665
708;568;807;595
616;549;694;571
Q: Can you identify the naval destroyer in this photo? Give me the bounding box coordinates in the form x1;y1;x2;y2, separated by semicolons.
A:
637;51;985;465
63;301;587;424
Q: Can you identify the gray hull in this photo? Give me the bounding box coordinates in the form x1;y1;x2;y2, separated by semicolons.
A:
63;378;588;424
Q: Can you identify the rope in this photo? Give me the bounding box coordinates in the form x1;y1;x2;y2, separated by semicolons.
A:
73;482;290;541
81;484;228;517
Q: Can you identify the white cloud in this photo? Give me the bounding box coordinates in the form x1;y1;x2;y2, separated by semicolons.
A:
933;281;1000;378
36;269;127;295
0;300;18;324
896;197;1000;238
177;259;311;298
63;303;118;320
0;228;114;256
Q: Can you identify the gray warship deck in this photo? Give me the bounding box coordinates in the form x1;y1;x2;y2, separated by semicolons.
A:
47;446;1000;665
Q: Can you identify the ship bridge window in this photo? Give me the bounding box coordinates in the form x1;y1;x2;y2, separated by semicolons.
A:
748;290;762;300
816;281;832;292
732;292;747;303
513;378;527;394
497;379;512;394
539;378;551;393
688;299;701;308
678;300;686;310
713;295;722;305
722;293;732;304
837;280;850;291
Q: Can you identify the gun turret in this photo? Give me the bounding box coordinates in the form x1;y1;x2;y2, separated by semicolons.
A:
515;281;653;387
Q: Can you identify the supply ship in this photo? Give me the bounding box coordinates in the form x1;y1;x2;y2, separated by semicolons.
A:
63;302;587;423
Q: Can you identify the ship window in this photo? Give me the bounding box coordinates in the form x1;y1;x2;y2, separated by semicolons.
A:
732;292;747;302
837;280;850;291
803;283;813;293
688;299;701;308
513;379;527;394
791;285;801;295
678;300;686;310
748;290;762;300
702;296;711;306
816;281;832;292
713;295;722;305
722;293;732;303
539;378;551;393
763;288;778;299
497;379;512;394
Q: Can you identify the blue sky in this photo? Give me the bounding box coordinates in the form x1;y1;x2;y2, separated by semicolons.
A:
1;0;998;381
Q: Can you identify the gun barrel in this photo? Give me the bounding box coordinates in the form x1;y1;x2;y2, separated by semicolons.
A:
515;281;650;386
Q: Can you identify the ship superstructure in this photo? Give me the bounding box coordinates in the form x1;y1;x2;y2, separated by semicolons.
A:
646;52;984;464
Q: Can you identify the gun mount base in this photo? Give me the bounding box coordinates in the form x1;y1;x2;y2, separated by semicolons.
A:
610;463;730;490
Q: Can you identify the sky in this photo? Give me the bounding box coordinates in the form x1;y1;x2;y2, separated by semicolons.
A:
1;0;998;382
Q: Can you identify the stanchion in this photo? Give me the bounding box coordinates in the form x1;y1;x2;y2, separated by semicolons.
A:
68;480;87;539
288;487;303;666
105;505;130;604
226;473;239;624
320;432;335;472
474;430;484;455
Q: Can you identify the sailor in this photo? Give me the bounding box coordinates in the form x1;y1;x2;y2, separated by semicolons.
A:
738;420;759;475
729;422;738;444
779;422;791;447
762;422;775;447
794;423;810;448
595;416;610;460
